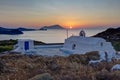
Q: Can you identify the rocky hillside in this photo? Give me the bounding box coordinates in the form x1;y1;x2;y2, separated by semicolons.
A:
94;28;120;41
0;52;120;80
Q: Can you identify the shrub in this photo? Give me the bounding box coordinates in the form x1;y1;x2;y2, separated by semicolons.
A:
0;45;13;53
85;51;100;60
0;53;120;80
112;41;120;51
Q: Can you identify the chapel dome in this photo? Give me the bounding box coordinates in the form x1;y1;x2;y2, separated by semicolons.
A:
79;30;86;37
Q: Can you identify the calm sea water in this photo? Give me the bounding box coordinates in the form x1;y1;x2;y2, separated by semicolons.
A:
0;28;107;43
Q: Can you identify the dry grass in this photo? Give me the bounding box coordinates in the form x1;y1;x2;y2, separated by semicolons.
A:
0;53;120;80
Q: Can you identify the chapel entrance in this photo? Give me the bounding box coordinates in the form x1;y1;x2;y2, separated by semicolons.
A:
72;44;76;50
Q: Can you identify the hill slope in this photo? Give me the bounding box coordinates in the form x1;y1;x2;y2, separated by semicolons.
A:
93;28;120;41
0;27;23;35
0;53;120;80
40;25;64;29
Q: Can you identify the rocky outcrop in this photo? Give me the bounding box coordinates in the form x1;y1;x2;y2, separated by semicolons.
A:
29;73;53;80
93;28;120;41
111;64;120;71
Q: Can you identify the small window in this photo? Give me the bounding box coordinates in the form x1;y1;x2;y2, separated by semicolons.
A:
105;52;108;61
72;44;76;50
101;42;103;47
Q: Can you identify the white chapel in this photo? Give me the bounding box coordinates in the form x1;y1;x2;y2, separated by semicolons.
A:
61;30;116;61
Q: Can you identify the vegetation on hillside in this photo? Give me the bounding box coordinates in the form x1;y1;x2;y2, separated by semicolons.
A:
111;41;120;51
0;53;120;80
0;45;13;53
0;40;17;53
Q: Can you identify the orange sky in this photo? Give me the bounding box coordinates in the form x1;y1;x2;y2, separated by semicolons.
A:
0;0;120;28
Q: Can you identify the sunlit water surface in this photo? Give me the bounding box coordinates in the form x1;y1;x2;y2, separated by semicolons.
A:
0;28;106;43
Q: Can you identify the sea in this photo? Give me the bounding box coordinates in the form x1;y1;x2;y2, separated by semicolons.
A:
0;28;107;43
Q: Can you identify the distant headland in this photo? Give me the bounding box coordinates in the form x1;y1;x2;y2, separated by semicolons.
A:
39;25;65;30
0;27;23;35
0;25;65;35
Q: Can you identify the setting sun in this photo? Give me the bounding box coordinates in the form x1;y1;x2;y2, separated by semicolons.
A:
0;0;120;29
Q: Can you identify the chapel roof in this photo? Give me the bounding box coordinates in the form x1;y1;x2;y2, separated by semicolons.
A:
67;36;106;44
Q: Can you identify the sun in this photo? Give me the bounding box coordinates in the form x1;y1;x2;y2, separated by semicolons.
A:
70;26;72;29
63;21;79;29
